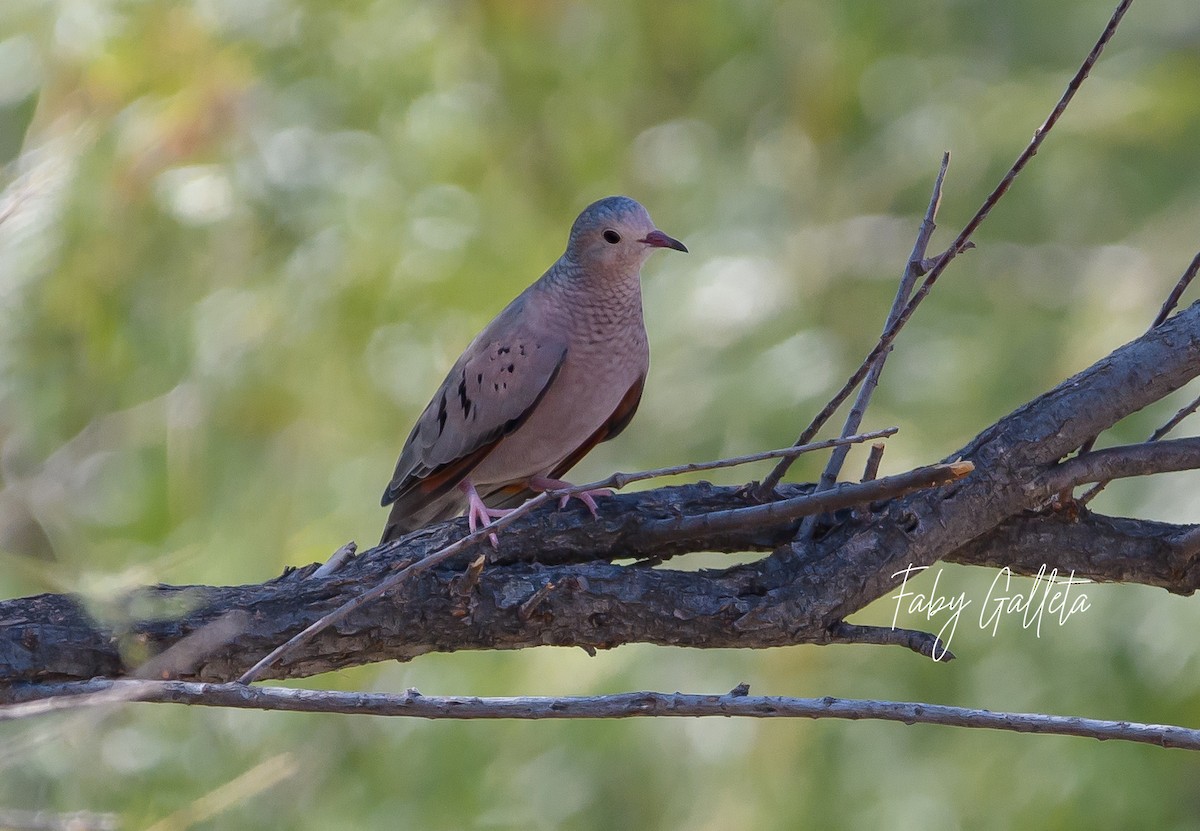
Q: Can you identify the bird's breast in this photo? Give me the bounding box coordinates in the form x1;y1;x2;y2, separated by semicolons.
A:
468;327;648;487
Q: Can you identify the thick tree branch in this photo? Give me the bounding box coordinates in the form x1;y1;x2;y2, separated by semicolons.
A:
753;301;1200;634
0;499;1195;685
1;302;1198;687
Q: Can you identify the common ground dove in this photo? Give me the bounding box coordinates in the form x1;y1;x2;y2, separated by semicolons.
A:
380;196;687;543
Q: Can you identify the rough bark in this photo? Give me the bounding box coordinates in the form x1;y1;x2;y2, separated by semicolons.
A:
2;303;1199;688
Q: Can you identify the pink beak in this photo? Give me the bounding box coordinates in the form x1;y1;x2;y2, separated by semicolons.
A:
638;229;688;253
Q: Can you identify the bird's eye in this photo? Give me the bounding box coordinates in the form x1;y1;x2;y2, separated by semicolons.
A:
602;230;621;244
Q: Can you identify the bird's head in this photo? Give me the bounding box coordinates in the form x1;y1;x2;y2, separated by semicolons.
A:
564;196;687;274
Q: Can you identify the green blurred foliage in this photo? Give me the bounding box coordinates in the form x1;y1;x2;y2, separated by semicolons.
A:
2;0;1200;827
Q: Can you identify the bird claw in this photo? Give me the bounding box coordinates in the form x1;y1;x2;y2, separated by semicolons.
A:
460;481;513;548
530;477;611;519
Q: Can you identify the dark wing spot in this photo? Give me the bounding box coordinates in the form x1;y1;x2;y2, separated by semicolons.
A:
436;391;448;435
476;373;483;385
506;363;515;373
457;372;471;418
497;346;510;356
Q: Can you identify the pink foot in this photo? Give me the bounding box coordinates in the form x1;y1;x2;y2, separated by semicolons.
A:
528;476;613;519
459;480;514;547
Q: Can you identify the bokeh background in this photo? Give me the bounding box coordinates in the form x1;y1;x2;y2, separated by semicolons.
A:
2;0;1200;827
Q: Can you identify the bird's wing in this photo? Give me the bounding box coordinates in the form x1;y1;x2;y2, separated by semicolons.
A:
484;373;645;509
381;295;569;509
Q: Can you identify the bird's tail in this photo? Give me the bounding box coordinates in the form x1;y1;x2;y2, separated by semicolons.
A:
379;491;466;543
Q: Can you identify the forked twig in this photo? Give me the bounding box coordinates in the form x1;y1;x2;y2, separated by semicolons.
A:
795;153;951;540
760;0;1135;495
1075;249;1200;503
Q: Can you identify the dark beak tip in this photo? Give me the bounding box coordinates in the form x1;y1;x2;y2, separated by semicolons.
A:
642;230;689;253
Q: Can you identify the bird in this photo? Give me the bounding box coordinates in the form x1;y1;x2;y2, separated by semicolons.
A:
380;196;687;543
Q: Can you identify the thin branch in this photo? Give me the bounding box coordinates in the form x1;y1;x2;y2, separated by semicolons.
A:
862;443;886;483
1080;390;1200;505
1151;250;1200;328
9;679;1200;751
811;152;950;499
568;427;898;492
760;0;1135;494
1075;250;1200;465
795;153;951;542
828;622;954;661
1032;437;1200;498
642;460;973;542
237;491;552;684
237;429;898;684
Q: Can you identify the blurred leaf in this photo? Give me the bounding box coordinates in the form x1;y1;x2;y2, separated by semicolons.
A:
0;88;36;167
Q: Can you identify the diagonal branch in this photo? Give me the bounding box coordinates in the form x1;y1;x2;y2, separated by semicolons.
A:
751;299;1200;630
761;0;1135;494
809;153;951;500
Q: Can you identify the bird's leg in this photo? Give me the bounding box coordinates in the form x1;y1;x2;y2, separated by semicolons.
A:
458;480;513;547
528;476;613;518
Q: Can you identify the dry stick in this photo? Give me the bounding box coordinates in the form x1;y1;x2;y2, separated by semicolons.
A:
828;622;953;662
555;427;896;493
1151;250;1200;328
1079;393;1200;505
1033;437;1200;497
854;443;887;520
1075;250;1200;459
1074;250;1200;503
862;443;886;483
237;428;896;685
13;679;1200;752
759;0;1135;495
642;460;973;542
795;152;951;543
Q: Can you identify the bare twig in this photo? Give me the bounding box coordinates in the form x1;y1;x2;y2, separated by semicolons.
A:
642;460;973;542
862;443;886;483
1032;437;1200;498
311;541;357;579
10;679;1200;751
828;622;954;661
1079;385;1200;505
571;428;898;492
812;153;950;495
1151;251;1200;328
1074;251;1200;465
237;493;551;684
795;153;951;540
760;0;1135;494
237;429;897;684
